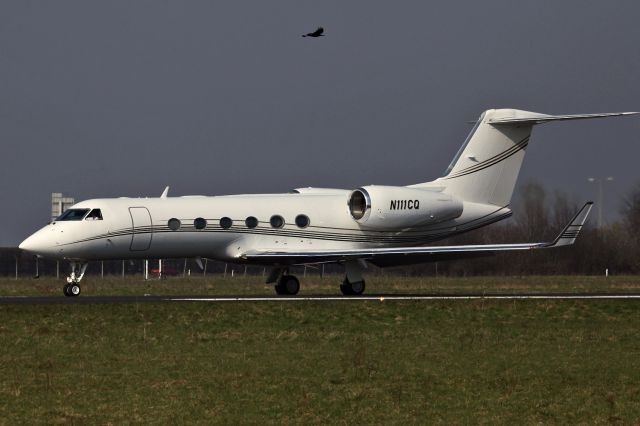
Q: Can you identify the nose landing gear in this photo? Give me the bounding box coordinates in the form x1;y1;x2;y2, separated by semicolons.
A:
64;262;87;297
63;282;81;297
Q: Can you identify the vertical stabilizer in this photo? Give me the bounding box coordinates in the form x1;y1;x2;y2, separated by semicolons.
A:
411;108;637;207
437;109;533;206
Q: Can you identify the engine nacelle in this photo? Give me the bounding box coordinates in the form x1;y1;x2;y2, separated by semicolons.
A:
348;185;463;229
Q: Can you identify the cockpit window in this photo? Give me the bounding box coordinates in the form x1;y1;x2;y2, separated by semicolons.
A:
85;209;103;221
57;209;90;221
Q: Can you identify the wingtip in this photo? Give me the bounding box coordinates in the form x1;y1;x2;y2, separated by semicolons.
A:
546;201;593;247
577;202;594;219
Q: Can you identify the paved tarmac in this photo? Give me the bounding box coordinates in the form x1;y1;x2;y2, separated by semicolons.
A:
2;293;640;305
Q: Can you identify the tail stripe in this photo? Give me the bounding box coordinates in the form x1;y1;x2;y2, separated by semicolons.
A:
444;135;529;180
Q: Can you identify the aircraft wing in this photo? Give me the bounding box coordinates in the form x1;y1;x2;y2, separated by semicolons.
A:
240;202;593;267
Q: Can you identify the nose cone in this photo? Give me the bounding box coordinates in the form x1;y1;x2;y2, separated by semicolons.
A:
19;234;41;253
19;228;55;256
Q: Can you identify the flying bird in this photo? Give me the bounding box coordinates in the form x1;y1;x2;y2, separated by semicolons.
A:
302;27;325;38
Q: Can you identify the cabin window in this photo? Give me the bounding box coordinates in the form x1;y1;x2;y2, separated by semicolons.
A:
295;214;310;228
245;216;258;228
85;209;103;221
57;209;90;221
220;217;233;229
194;217;207;230
270;215;284;229
168;218;181;231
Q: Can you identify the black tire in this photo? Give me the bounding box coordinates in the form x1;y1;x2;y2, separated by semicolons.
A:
63;284;71;297
275;275;299;295
350;279;365;295
341;279;365;296
69;283;81;297
340;283;353;296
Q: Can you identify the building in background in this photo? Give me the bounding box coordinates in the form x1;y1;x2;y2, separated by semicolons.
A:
51;193;75;222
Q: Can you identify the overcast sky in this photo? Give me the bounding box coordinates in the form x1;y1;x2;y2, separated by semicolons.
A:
2;1;639;245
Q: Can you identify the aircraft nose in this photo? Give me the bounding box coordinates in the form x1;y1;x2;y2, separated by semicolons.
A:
19;229;53;255
19;234;40;252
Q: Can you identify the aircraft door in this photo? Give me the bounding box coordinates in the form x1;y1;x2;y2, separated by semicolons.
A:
129;207;153;251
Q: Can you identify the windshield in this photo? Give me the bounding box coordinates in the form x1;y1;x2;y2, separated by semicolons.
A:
57;208;90;221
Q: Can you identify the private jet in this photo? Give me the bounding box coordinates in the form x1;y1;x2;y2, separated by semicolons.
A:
20;108;638;296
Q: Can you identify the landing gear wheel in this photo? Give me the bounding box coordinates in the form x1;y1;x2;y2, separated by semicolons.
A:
68;283;81;297
64;262;88;296
340;279;365;296
275;275;300;295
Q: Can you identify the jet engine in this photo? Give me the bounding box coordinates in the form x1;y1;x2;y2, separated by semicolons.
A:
348;185;463;229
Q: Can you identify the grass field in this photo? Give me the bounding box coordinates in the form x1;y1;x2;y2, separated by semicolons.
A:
1;276;640;424
3;274;640;296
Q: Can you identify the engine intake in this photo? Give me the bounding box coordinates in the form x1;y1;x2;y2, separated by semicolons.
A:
348;189;370;220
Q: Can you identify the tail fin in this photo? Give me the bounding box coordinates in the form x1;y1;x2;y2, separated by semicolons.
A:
417;109;637;207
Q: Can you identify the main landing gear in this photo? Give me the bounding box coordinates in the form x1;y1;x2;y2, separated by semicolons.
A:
275;274;300;295
340;278;366;296
267;268;301;296
267;260;367;296
339;259;366;296
64;262;87;297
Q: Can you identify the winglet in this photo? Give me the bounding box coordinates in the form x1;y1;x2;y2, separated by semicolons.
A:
160;186;170;199
546;202;593;247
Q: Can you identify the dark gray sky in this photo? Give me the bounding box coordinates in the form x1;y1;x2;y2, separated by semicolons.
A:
2;1;639;245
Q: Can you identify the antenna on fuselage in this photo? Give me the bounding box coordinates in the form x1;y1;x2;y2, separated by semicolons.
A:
160;186;170;199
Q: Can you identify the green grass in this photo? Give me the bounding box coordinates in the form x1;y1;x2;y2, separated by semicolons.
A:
1;277;640;424
2;274;640;296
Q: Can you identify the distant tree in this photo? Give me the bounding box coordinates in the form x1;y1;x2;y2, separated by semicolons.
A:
620;182;640;272
551;190;577;231
621;183;640;238
515;181;550;241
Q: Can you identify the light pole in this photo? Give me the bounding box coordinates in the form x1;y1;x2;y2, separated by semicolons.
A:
587;176;614;228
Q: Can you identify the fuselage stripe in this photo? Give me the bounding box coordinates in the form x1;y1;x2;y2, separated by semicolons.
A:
444;136;529;180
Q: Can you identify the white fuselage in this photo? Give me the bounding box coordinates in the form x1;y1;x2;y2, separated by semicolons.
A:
19;190;509;264
18;107;633;297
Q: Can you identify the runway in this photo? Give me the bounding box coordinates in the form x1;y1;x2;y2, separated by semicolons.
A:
3;293;640;305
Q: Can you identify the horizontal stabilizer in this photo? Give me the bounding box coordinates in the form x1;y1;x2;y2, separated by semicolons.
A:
241;202;593;267
489;111;639;125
